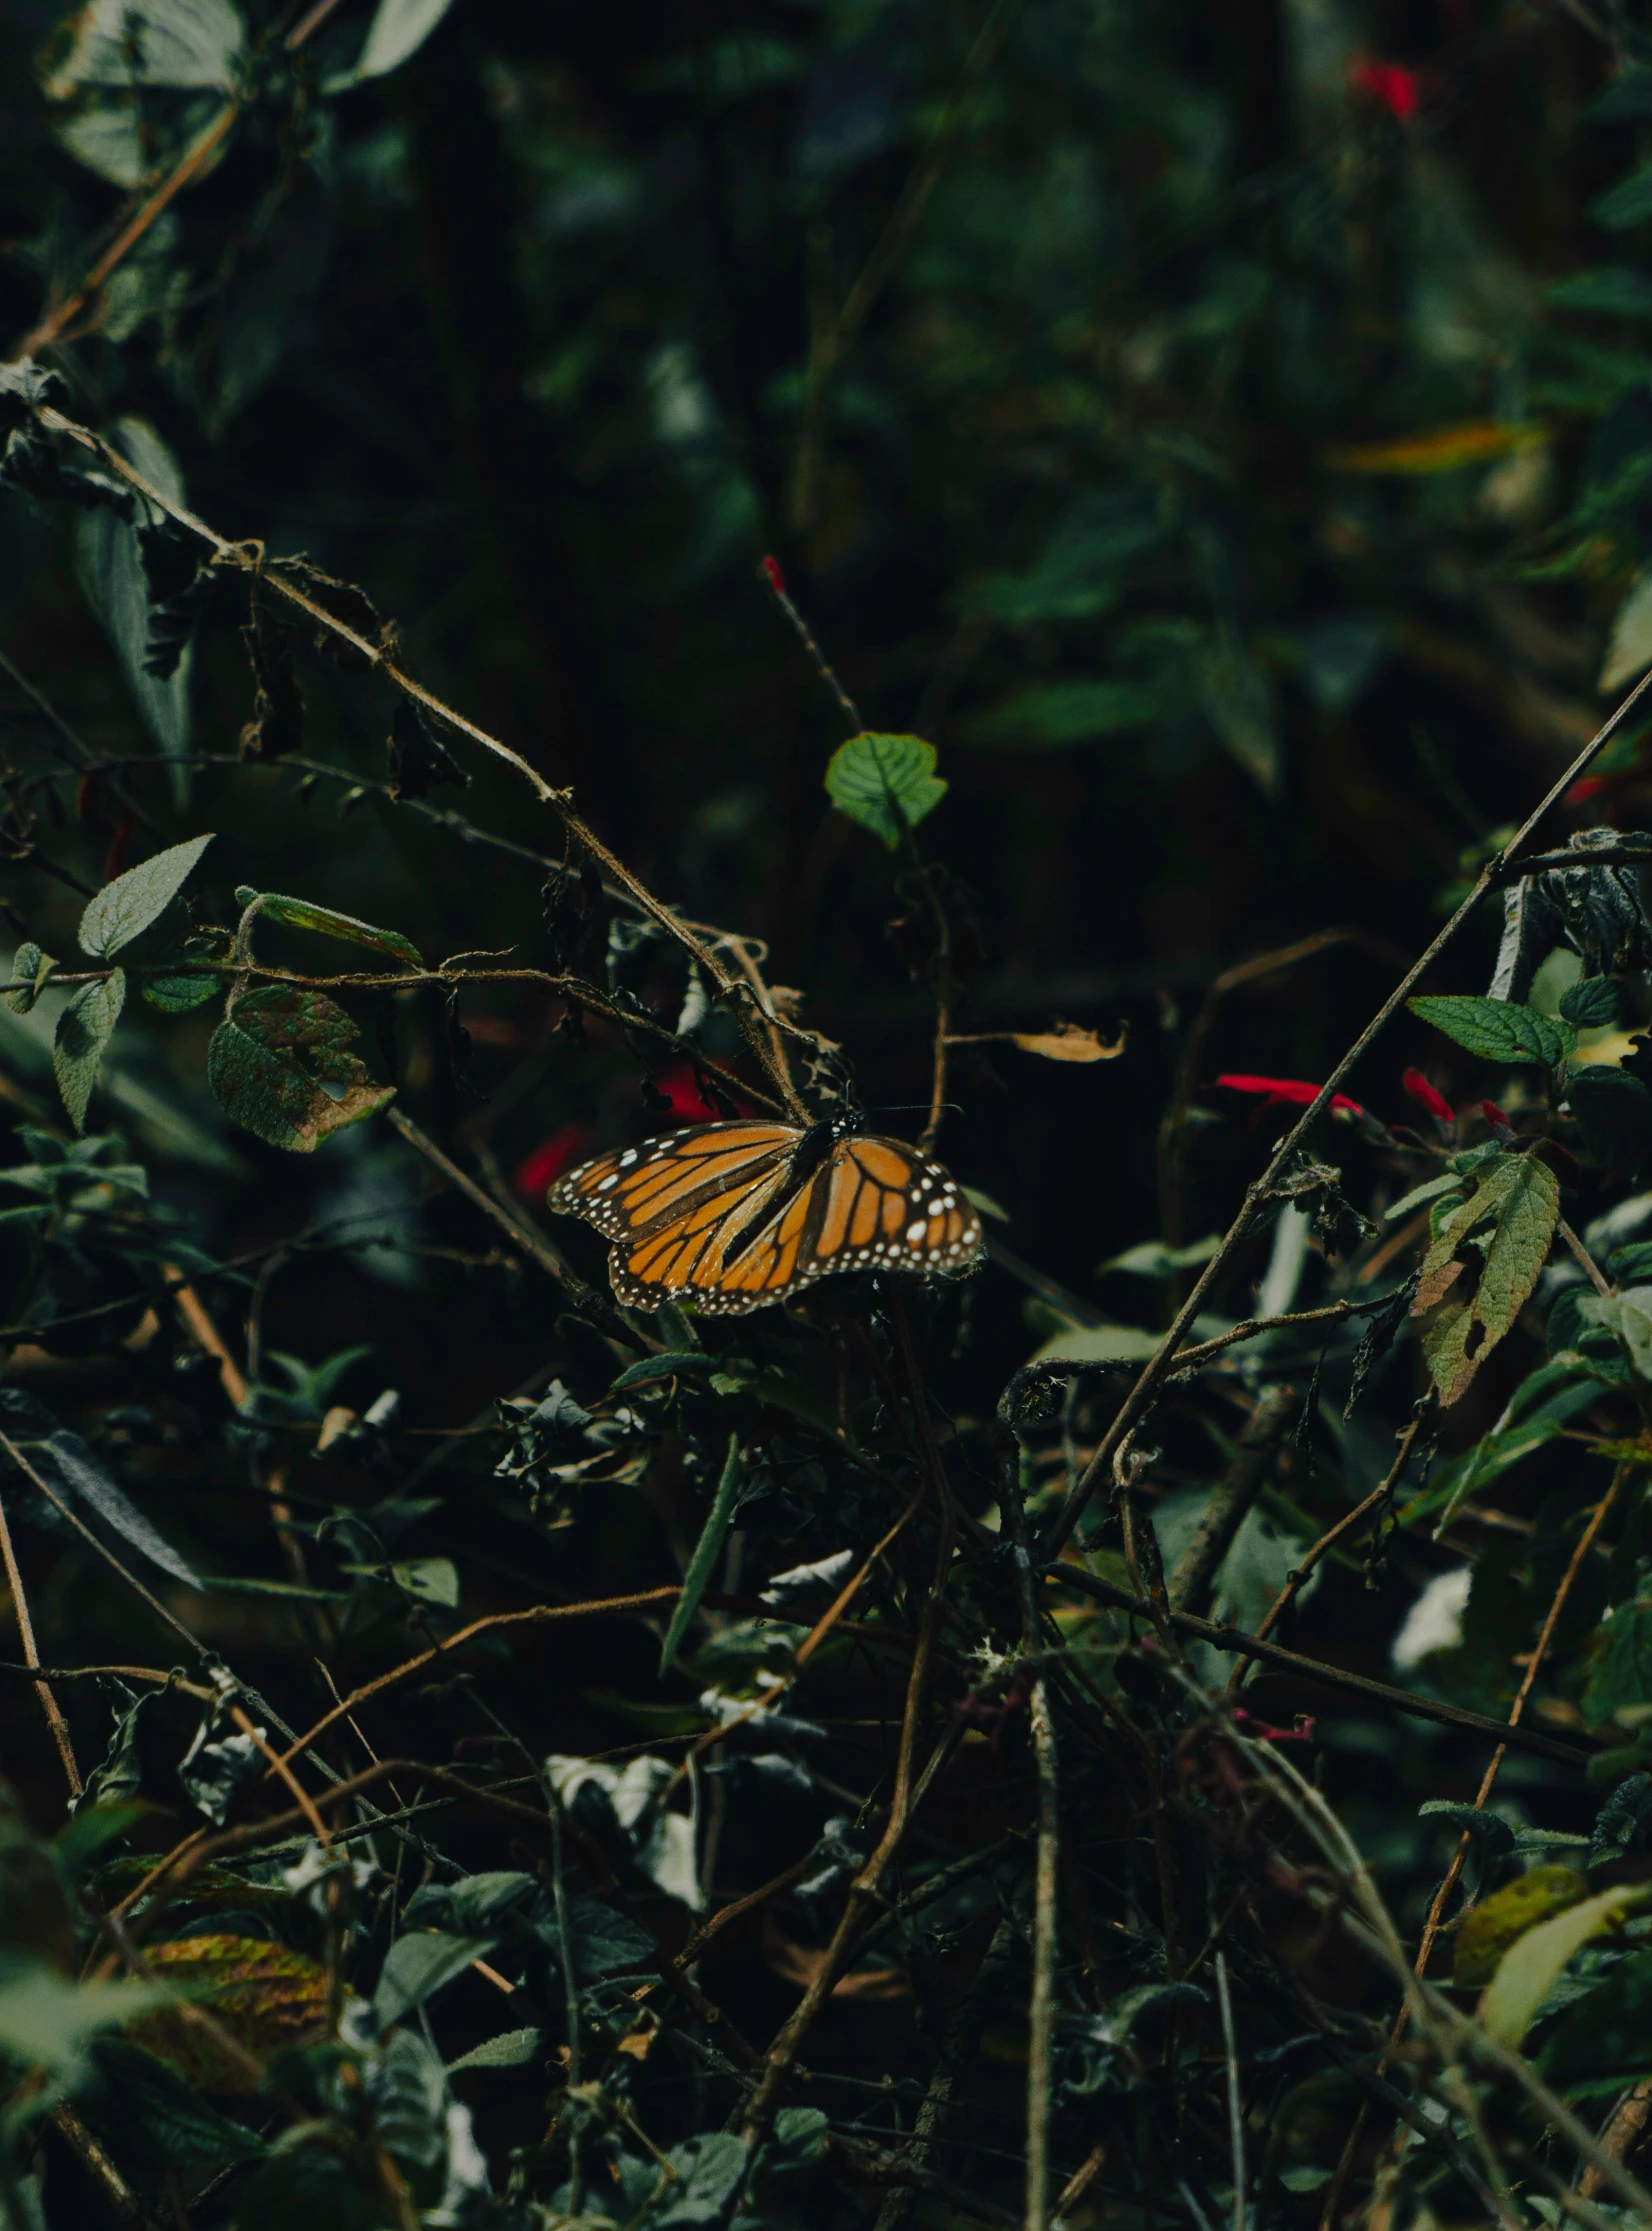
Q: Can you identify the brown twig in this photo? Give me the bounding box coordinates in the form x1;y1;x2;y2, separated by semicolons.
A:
1169;1382;1299;1617
21;402;802;1107
1052;1564;1593;1767
0;1479;80;1797
1251;1403;1432;1648
1003;1468;1059;2231
263;1587;683;1783
1317;1465;1627;2230
740;1303;956;2136
1042;650;1652;1563
385;1104;630;1333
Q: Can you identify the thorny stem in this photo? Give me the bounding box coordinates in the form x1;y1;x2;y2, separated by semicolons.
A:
1040;649;1652;1564
1003;1468;1059;2231
23;403;809;1117
0;1480;79;1796
1215;1955;1245;2231
1250;1401;1432;1648
739;1301;955;2138
1056;1563;1590;1766
548;1786;584;2212
1317;1465;1628;2231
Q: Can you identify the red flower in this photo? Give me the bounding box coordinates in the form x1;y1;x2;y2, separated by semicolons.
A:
1216;1074;1366;1120
1350;56;1422;122
1402;1069;1454;1126
514;1122;590;1197
759;554;787;597
653;1062;736;1122
1481;1099;1515;1144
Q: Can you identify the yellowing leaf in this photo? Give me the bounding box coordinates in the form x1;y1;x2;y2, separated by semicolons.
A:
207;986;393;1152
1412;1153;1559;1405
1454;1867;1589;1988
1478;1882;1648;2047
949;1022;1127;1064
1327;423;1548;476
1008;1023;1126;1063
128;1934;328;2093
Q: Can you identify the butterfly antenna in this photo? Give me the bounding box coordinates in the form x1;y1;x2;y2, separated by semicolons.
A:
758;555;862;734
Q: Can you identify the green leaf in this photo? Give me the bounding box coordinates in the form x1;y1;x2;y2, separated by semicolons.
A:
207;986;393;1152
1547;268;1652;318
1099;1234;1222;1277
1197;638;1281;796
1560;976;1623;1028
406;1871;536;1935
341;1555;460;1607
1582;1286;1652;1379
1453;1866;1586;1989
1601;571;1652;691
1585;1589;1652;1729
1543;1947;1652;2086
1408;994;1574;1066
1591;1773;1652;1867
609;1351;718;1392
966;679;1159;750
1033;1324;1166;1364
42;0;246;92
91;2039;266;2166
825;732;947;849
1594;164;1652;229
53;971;126;1131
79;834;213;959
0;1964;166;2089
3;945;55;1015
650;2133;750;2230
659;1434;743;1673
1568;1065;1652;1176
1416;1152;1560;1405
1384;1174;1462;1222
142;969;222;1011
333;0;452;86
531;1891;658;1982
1425;1377;1602;1536
373;1931;496;2032
1479;1883;1648;2047
243;891;421;971
71;1684;154;1814
446;2026;542;2074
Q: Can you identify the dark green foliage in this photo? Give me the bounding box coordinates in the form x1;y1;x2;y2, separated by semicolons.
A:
14;0;1652;2222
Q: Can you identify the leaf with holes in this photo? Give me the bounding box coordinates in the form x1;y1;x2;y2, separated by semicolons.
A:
79;835;213;958
53;971;125;1132
824;733;947;849
1413;1152;1559;1405
207;986;393;1152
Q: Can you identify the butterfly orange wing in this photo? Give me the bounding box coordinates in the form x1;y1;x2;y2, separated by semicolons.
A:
547;1122;802;1244
584;1129;983;1316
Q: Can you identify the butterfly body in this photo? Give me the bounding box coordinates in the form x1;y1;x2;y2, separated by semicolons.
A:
547;1118;983;1315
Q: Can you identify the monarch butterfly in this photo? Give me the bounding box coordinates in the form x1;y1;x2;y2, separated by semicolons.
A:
546;1118;983;1315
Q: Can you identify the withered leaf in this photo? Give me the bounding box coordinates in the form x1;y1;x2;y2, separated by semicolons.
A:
128;1934;328;2094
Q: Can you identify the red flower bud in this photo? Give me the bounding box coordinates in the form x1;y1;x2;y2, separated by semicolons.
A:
514;1122;590;1198
1481;1099;1515;1143
759;554;787;597
1216;1074;1366;1120
1350;56;1422;122
1402;1068;1455;1125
